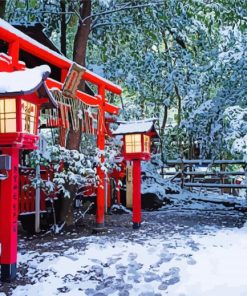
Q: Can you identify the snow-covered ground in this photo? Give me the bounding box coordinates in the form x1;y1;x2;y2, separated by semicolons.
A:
11;225;247;296
1;191;247;296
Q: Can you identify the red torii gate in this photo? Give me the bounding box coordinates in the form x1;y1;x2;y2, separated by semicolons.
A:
0;18;122;228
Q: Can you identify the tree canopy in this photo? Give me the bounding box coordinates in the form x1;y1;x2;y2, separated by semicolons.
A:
2;0;247;160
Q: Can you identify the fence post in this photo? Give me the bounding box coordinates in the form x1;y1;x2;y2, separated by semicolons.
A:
35;164;41;233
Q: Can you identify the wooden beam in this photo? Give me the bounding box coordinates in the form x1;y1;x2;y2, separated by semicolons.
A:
184;171;246;176
184;183;247;189
166;159;247;165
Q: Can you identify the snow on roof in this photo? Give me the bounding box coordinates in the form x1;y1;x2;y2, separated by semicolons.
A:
0;19;121;92
0;18;72;64
0;65;50;94
0;65;57;107
113;119;157;135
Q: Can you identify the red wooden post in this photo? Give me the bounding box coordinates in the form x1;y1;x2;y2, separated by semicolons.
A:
132;160;141;229
116;180;121;205
0;147;19;282
8;41;19;68
107;179;111;209
96;87;106;227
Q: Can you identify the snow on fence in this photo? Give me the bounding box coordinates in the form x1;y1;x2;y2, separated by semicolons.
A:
163;159;247;193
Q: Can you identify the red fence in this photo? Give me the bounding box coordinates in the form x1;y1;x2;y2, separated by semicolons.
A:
19;168;52;215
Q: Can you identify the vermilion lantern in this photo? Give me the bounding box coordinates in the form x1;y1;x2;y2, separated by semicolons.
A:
0;98;37;132
0;65;57;149
124;133;150;160
113;119;158;229
0;63;57;282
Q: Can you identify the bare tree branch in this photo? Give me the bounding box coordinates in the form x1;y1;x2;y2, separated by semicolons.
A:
91;21;134;31
91;1;130;29
81;1;164;26
166;27;187;49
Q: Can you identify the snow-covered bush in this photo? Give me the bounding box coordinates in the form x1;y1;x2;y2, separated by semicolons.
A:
26;129;123;200
27;145;96;198
141;155;181;200
224;106;247;161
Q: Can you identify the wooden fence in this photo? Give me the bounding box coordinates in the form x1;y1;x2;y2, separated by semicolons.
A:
163;159;247;194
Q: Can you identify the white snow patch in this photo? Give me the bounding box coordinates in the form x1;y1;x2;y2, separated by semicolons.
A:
113;119;156;135
169;227;247;295
0;65;51;94
12;217;247;296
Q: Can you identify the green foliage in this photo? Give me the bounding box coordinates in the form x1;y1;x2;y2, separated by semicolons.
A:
4;0;247;160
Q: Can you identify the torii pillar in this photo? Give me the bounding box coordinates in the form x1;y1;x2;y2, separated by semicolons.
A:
96;87;106;228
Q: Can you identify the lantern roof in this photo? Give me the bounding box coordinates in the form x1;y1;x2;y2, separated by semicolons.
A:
0;65;57;108
112;118;158;136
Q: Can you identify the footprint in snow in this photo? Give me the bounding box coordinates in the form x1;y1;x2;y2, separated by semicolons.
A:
138;292;162;296
163;266;180;277
119;290;130;296
158;282;168;290
151;252;174;268
164;275;180;286
85;288;95;295
187;256;197;265
107;257;122;266
91;265;103;277
57;286;70;293
115;264;127;276
127;272;142;283
158;267;181;289
128;252;138;261
144;271;161;282
147;246;156;254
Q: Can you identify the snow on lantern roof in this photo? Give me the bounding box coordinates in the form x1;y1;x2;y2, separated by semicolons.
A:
113;119;158;135
0;65;57;107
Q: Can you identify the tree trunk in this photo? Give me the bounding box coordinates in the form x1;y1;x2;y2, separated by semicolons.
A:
174;84;182;126
66;0;92;151
60;0;92;226
160;105;168;137
60;0;67;56
0;1;6;19
160;105;168;175
73;0;92;67
174;83;183;156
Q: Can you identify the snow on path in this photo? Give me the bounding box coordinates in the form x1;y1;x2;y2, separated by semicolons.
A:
8;221;247;296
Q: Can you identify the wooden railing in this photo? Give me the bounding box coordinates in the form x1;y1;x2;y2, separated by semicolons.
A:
163;159;247;193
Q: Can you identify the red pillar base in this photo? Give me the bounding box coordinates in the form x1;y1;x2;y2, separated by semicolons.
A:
0;147;19;283
1;263;17;282
92;225;108;234
133;222;141;229
96;223;105;228
96;167;105;228
132;160;142;228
